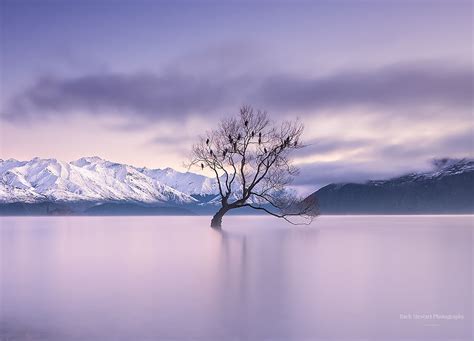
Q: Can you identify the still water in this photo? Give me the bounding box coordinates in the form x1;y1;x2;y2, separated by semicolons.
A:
0;216;472;340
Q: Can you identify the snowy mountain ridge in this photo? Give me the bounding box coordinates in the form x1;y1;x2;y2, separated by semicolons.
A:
1;156;472;207
309;158;474;214
0;156;219;204
367;158;474;186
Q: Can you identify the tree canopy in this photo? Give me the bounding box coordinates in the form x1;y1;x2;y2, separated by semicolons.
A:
189;105;318;228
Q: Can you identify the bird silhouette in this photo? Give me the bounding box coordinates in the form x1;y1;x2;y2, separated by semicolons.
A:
201;163;204;170
237;133;241;140
206;138;209;145
294;141;297;147
244;120;249;127
251;131;255;137
264;147;267;153
210;150;213;156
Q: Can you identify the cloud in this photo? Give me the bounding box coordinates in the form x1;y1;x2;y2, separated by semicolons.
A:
2;61;472;123
295;137;373;158
293;128;474;190
257;62;473;112
372;128;474;161
438;128;474;152
294;161;398;190
2;72;253;122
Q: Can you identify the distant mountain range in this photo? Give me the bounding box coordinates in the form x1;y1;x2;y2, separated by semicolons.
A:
309;158;474;214
1;156;472;215
0;156;222;215
0;156;218;203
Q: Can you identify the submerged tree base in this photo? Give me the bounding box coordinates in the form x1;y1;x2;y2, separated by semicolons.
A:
210;207;228;228
210;218;223;229
210;222;222;229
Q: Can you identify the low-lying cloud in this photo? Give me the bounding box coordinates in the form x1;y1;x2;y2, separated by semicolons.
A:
295;161;399;190
294;128;474;191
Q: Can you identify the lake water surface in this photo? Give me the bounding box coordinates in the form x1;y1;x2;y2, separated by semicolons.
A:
1;215;472;340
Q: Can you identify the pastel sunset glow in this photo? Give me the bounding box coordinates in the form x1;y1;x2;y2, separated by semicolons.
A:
1;0;472;192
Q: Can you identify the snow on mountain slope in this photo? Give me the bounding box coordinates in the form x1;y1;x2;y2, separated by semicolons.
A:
139;167;219;196
4;156;470;206
367;158;474;186
0;157;199;204
427;158;474;177
310;158;474;214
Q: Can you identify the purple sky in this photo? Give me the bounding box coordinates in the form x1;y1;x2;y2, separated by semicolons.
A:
1;0;472;192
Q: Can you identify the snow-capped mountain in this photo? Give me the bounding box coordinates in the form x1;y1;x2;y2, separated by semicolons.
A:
309;158;474;214
3;156;472;214
139;167;218;196
367;158;474;186
0;156;218;204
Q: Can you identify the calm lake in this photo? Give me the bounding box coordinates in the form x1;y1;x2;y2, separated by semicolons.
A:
0;215;472;340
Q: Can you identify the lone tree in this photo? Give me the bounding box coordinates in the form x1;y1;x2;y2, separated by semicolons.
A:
189;105;318;228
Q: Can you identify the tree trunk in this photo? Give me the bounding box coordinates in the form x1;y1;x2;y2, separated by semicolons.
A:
210;205;230;229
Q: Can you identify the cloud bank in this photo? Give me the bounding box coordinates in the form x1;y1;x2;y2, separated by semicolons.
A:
3;61;472;122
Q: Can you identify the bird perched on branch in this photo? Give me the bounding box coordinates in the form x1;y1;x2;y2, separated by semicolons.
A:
188;105;317;228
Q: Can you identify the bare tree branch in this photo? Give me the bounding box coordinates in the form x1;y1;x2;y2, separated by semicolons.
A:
187;105;318;228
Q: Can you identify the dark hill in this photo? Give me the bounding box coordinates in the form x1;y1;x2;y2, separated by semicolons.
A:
309;158;474;214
